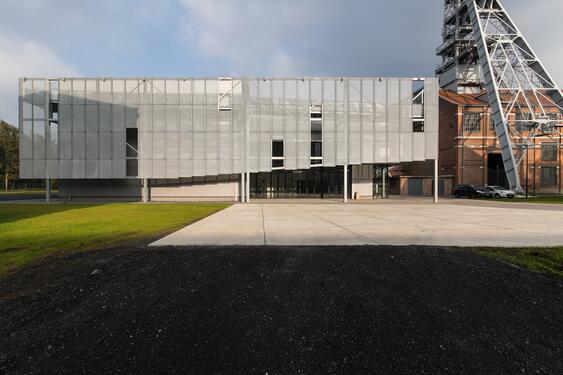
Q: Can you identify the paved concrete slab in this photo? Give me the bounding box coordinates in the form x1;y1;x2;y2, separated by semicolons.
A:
150;202;563;247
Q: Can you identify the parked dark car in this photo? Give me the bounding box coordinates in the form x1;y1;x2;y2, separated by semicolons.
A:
453;184;477;198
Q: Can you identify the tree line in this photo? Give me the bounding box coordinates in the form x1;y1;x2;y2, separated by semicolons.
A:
0;121;19;190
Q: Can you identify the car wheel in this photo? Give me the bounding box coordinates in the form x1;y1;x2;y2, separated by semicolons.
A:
495;193;501;199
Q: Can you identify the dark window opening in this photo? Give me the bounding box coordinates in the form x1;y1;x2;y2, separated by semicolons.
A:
272;140;284;169
413;120;424;133
126;128;139;158
49;102;59;121
311;141;322;158
541;143;557;161
541;166;557;186
126;159;138;177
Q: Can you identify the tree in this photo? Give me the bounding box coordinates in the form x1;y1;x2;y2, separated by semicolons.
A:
0;121;19;190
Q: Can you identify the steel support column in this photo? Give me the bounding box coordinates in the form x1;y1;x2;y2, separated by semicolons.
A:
343;165;348;203
45;178;51;203
434;159;439;203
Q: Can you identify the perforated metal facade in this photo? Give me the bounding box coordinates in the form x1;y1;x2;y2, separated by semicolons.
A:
19;77;439;179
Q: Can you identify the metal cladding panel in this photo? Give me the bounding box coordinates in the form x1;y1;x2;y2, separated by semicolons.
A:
99;132;112;160
387;80;400;132
153;105;165;131
46;160;58;179
361;131;374;163
166;79;179;105
232;158;242;174
112;131;125;159
59;160;73;179
86;160;99;179
32;121;46;160
166;132;179;159
59;104;72;132
259;132;272;172
424;79;439;133
32;160;46;179
297;132;310;170
21;121;33;159
335;80;347;165
323;131;336;167
192;159;205;177
166;159;179;178
179;132;192;159
153;132;165;160
59;132;72;160
86;132;99;160
193;106;205;132
141;132;152;159
179;79;192;106
112;105;125;132
348;132;361;165
99;80;111;103
125;106;139;129
99;104;112;131
193;80;205;106
140;159;152;178
374;135;387;163
193;132;206;161
400;133;413;162
140;105;152;132
86;105;99;132
413;133;426;161
206;159;218;176
248;132;259;173
72;105;85;132
206;106;218;132
99;160;112;178
20;160;32;179
72;132;85;159
206;132;218;160
73;160;86;178
348;80;361;133
272;80;284;134
425;133;439;160
400;82;413;133
153;160;166;178
111;159;125;178
179;159;192;177
387;133;400;163
219;132;232;168
166;105;180;132
179;106;192;131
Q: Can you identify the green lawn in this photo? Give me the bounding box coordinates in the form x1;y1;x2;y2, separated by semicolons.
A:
0;203;229;274
0;190;51;196
473;247;563;279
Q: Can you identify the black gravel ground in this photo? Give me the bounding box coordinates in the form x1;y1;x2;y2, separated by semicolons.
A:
1;246;562;375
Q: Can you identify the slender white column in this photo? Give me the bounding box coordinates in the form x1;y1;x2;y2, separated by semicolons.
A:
343;165;348;203
45;178;51;203
142;178;149;203
382;167;386;199
246;172;250;202
434;159;439;203
241;173;245;202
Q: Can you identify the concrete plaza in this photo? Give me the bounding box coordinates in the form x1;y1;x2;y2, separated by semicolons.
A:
150;199;563;247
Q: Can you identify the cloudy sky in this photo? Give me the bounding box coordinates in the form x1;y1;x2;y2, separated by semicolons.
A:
1;0;561;125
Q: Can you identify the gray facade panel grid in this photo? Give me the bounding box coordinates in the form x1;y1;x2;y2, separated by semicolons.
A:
19;77;439;180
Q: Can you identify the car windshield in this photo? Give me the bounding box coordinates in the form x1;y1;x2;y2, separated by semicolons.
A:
491;186;505;190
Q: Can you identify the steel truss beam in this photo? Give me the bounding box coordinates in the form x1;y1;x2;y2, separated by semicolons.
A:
466;0;563;194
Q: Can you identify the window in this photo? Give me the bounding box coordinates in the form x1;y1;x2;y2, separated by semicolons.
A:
49;80;59;121
489;114;496;133
541;143;557;161
126;128;138;177
413;120;424;132
412;79;424;132
272;140;284;169
310;105;323;166
462;113;481;133
541;166;557;186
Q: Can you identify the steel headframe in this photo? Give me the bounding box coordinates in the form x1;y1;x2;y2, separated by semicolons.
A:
466;0;563;194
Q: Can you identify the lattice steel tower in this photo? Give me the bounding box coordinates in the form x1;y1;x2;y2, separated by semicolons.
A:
437;0;563;194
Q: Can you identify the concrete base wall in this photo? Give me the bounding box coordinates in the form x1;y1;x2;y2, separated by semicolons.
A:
58;179;142;202
151;181;240;202
352;178;373;200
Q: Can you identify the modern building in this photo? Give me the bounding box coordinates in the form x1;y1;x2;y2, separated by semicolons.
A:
19;77;439;201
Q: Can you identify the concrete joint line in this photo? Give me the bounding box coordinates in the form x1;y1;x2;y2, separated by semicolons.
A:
289;204;381;245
